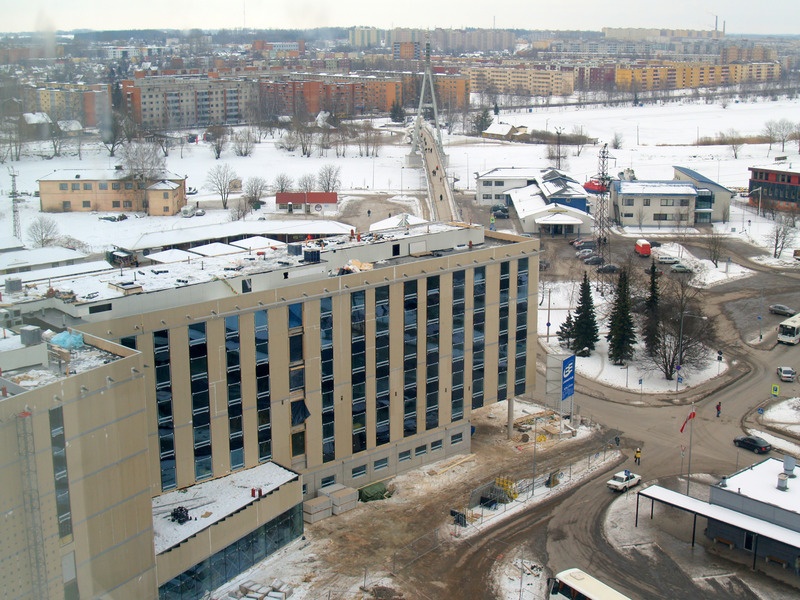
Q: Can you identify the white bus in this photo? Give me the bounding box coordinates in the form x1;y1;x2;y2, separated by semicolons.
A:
777;314;800;345
548;568;632;600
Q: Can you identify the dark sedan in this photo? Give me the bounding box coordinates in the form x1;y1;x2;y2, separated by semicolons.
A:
734;435;772;454
584;255;605;266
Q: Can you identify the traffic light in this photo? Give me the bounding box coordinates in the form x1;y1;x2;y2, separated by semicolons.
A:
614;436;620;447
717;350;723;362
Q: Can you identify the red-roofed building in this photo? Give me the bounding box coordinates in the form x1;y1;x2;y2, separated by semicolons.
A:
276;192;338;214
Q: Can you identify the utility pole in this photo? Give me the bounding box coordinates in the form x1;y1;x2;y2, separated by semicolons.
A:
9;167;21;239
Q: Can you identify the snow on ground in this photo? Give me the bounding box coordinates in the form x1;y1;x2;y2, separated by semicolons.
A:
763;397;800;437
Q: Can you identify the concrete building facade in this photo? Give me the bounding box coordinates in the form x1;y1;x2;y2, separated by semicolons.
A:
0;224;540;599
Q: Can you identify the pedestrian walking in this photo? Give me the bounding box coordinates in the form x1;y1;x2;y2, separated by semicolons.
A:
716;402;721;418
634;447;642;466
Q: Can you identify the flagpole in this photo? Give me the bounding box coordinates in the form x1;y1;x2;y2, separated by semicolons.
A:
686;402;694;496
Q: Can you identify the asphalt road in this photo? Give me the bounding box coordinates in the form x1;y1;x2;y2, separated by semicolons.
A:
393;223;800;597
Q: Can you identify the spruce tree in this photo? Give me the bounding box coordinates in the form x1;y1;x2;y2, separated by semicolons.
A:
557;310;575;348
606;270;637;365
642;259;660;356
571;272;599;356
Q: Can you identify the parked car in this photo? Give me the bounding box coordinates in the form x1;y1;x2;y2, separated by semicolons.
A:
492;209;509;219
644;265;663;276
777;366;796;382
597;264;620;274
607;470;641;491
490;204;508;214
657;255;680;264
584;255;605;266
187;186;198;195
576;249;594;259
573;240;596;250
568;237;583;246
733;435;772;454
769;304;796;316
194;208;206;216
670;264;693;273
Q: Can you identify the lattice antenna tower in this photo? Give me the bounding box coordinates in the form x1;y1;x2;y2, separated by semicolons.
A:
411;38;443;156
593;144;612;289
9;167;21;240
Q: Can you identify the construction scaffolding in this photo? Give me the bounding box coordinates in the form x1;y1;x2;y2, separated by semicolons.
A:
16;411;47;597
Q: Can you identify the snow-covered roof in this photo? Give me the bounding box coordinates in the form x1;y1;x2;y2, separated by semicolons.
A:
483;122;516;136
749;162;800;175
38;169;184;182
723;457;800;515
476;167;543;181
146;249;202;263
229;236;286;251
23;112;52;125
369;213;428;232
57;120;83;132
152;461;298;554
3;260;114;284
618;181;698;196
0;236;25;253
147;180;180;190
188;242;244;257
639;484;800;549
0;247;88;271
672;166;731;194
119;220;353;252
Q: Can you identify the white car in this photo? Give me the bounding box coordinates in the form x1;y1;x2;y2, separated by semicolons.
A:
777;366;796;382
576;249;594;259
657;255;680;264
606;470;642;491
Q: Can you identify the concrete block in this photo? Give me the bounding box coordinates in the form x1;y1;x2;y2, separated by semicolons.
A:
303;495;332;514
303;507;331;523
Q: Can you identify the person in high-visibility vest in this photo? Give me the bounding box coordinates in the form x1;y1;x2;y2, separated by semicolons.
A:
634;448;642;465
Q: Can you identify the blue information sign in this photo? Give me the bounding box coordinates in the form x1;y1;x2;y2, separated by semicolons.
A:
562;355;576;402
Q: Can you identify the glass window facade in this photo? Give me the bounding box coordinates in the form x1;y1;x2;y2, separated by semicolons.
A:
49;406;73;540
158;504;303;600
351;291;367;454
403;281;418;437
451;270;465;421
320;297;335;463
225;316;244;470
374;286;390;446
497;261;510;402
189;322;211;481
472;266;486;410
425;276;439;430
154;329;176;490
254;310;272;462
515;258;529;396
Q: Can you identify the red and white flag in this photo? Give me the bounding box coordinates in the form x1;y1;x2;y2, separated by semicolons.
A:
680;408;696;433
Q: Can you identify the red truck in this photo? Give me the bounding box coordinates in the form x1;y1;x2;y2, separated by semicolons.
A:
634;239;651;257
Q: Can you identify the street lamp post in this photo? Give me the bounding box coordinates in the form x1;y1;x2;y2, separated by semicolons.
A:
750;186;763;218
676;312;708;392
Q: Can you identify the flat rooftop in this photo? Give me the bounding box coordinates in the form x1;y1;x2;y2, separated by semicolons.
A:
152;461;299;555
724;457;799;515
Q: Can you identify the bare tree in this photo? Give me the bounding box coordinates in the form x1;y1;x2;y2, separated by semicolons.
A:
122;141;166;181
101;110;126;157
635;206;646;229
795;121;800;153
233;128;255;157
571;125;589;157
121;112;139;143
774;118;793;152
762;120;778;155
318;164;342;193
27;215;59;247
207;125;228;159
277;130;299;152
229;197;251;221
707;230;726;268
205;163;238;209
611;132;623;149
46;113;64;157
243;176;268;208
764;216;797;259
298;173;316;193
719;128;742;159
273;173;293;193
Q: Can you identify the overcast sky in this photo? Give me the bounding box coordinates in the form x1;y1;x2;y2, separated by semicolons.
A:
1;0;798;36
